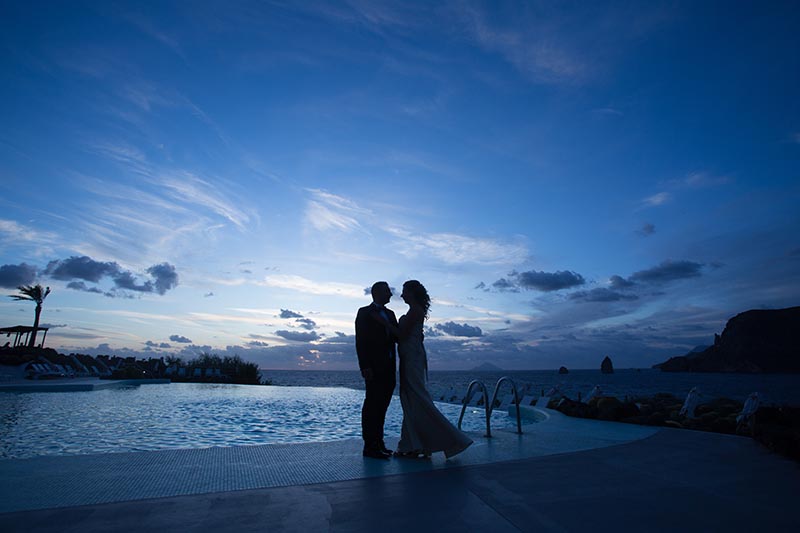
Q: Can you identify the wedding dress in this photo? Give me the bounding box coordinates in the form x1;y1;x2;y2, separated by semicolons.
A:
396;315;473;458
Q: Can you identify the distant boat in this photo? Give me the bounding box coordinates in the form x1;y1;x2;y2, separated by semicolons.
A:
558;366;569;374
600;356;614;374
469;362;503;372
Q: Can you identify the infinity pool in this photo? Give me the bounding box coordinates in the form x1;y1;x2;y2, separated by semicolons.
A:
0;383;530;459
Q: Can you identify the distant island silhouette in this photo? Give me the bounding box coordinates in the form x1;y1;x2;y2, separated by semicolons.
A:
469;362;503;372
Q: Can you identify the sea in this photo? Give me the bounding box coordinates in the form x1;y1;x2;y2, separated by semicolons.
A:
265;369;800;406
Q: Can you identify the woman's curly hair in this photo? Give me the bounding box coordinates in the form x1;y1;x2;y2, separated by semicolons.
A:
404;280;431;320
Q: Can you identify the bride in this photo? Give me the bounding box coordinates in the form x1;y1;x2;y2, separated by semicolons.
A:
375;280;472;459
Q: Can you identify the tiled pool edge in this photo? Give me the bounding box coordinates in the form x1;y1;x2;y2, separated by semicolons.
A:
0;378;170;393
0;409;658;514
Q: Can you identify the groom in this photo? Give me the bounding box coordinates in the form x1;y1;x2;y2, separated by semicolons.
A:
355;281;398;459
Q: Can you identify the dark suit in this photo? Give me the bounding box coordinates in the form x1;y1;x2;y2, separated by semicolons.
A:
355;303;397;450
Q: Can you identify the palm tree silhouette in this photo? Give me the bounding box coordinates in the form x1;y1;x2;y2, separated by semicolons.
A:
10;284;51;348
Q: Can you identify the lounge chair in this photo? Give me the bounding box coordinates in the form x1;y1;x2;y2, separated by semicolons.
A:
534;395;551;408
463;388;486;407
513;395;534;406
736;392;760;435
679;387;700;418
585;385;603;403
438;385;457;402
28;363;60;380
497;393;515;410
545;384;564;400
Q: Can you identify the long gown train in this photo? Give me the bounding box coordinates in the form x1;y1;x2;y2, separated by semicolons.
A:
396;317;472;458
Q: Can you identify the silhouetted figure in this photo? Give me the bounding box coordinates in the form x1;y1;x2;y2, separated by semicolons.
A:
355;281;398;460
376;280;472;459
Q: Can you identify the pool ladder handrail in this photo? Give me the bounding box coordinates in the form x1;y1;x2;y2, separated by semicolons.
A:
457;380;491;437
457;376;523;437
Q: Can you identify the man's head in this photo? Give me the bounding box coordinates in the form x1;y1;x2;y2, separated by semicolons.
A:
371;281;392;306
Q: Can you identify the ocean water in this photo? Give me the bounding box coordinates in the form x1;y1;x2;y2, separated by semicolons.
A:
266;369;800;406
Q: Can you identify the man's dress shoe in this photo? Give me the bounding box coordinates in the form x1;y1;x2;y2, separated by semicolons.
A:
362;448;391;460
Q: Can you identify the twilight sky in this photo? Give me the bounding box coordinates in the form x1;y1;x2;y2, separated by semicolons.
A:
1;1;798;370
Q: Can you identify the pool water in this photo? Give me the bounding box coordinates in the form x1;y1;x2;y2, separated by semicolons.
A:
0;384;530;459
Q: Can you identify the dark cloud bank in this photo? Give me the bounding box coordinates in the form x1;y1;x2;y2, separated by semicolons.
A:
431;321;483;337
0;255;178;296
480;260;704;301
0;263;38;288
481;269;586;293
279;309;318;331
274;330;320;342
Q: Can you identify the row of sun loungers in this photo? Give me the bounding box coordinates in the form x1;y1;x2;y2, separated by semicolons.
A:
24;358;113;379
26;363;64;379
451;384;761;432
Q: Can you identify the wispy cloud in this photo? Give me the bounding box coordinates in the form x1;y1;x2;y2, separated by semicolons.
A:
287;1;433;33
641;192;671;207
304;189;370;232
592;107;624;116
83;141;151;176
260;274;365;299
160;172;254;230
118;81;179;113
0;219;57;247
680;171;730;188
187;312;271;326
459;5;589;85
70;177;208;262
123;12;184;58
71;152;256;264
638;171;729;212
388;228;528;266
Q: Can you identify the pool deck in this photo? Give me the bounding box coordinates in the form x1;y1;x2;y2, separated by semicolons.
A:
1;406;799;532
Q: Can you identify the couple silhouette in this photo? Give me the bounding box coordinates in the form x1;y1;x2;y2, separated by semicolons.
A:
355;280;472;460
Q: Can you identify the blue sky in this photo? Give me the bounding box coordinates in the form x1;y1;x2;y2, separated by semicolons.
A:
1;1;798;370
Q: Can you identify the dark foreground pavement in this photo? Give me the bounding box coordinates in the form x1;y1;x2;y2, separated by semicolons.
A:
2;428;798;532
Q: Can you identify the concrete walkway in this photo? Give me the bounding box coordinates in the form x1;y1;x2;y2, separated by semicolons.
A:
1;409;798;531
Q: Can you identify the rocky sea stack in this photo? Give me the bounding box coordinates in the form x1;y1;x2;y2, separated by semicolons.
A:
600;356;614;374
654;306;800;373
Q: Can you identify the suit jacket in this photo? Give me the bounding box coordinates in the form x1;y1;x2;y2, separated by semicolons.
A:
355;303;398;373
